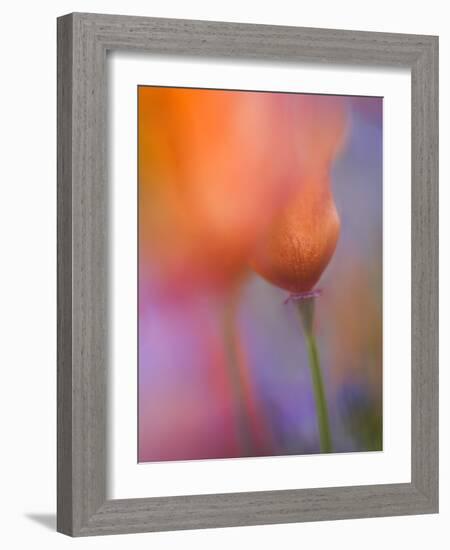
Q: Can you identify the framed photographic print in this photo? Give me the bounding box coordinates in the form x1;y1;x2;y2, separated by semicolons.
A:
57;12;438;536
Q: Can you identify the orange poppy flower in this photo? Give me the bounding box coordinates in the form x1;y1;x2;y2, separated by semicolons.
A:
139;88;347;297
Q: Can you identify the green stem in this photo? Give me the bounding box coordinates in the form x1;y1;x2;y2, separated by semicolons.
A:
296;299;332;453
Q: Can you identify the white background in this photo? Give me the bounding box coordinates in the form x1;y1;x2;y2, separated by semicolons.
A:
0;1;446;549
110;55;411;498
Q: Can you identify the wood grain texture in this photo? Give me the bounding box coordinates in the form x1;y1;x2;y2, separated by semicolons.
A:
410;34;439;506
57;13;73;536
57;12;439;536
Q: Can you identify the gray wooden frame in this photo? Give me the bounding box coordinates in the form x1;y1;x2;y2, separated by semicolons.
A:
57;12;438;537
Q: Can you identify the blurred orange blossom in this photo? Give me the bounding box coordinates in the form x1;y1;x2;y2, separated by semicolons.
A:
138;87;348;297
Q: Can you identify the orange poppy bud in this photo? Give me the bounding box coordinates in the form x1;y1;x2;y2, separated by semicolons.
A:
249;96;347;294
250;177;341;293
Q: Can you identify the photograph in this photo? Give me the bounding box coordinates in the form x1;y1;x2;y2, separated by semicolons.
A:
138;86;383;462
